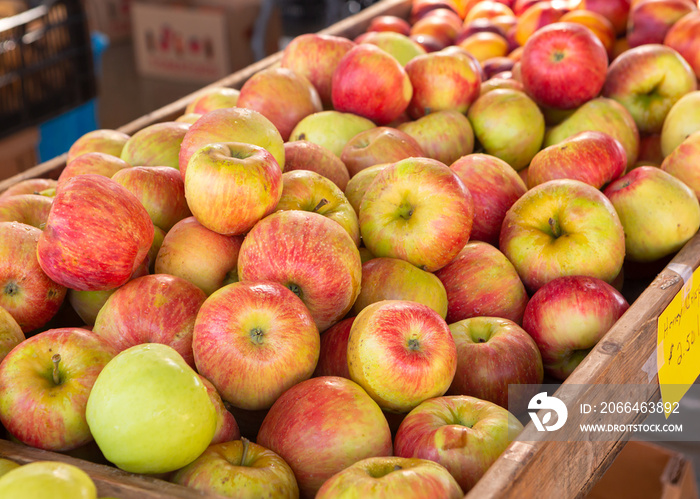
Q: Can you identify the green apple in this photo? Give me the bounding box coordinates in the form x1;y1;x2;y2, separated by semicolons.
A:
345;163;391;216
86;343;217;474
0;305;25;363
120;122;190;169
0;458;19;478
356;31;427;66
660;90;700;158
467;89;544;171
0;461;97;499
289;110;376;157
67;129;130;163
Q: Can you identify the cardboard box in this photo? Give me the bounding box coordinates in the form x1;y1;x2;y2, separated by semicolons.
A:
86;0;133;43
0;127;39;181
587;441;699;499
131;0;282;83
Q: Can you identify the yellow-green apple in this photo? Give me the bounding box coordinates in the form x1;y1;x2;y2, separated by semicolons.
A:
356;31;427;66
603;166;700;262
257;376;393;498
457;32;509;62
394;395;523;492
352;257;448;317
435;241;529;325
522;275;629;379
179;107;285;179
560;9;616;58
37;174;154;291
0;459;19;478
345;163;390;216
480;76;525;94
0;461;97;499
67;260;149;327
520;22;608;110
398;110;474;166
0;194;52;228
0;327;115;451
467;89;545;170
514;1;570;46
238;67;322;141
447;317;543;414
660;90;700;157
289;110;376;158
332;44;412;126
176;113;202;124
172;439;298;499
576;0;631;34
280;33;356;107
193;281;319;410
601;44;697;134
404;48;481;119
347;300;457;413
284;140;350;190
184;142;282;236
57;152;130;189
120;121;190;169
500;179;626;292
0;222;66;332
110;166;191;232
92;274;206;368
313;317;354;379
185;86;240;114
199;376;240;445
545;97;640;170
66;129;130;163
155;216;243;296
274;170;360;246
450;153;527;246
238;210;361;332
528;131;627;188
0;178;56;199
0;306;23;363
368;15;412;35
662;131;700;198
86;343;217;474
316;456;464;499
626;0;696;47
664;10;700;78
341;127;425;177
360;157;473;272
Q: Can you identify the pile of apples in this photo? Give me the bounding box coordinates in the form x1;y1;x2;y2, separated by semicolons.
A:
0;0;700;497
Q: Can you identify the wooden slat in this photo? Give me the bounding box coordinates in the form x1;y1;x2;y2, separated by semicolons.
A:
0;439;227;498
466;232;700;499
0;0;413;195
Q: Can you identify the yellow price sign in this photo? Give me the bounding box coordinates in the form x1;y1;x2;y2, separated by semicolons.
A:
657;264;700;418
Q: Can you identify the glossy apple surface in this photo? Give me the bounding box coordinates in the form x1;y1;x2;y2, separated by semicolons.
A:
290;110;376;158
185;86;240;114
313;317;355;379
120;121;190;169
398;110;474;166
0;194;52;228
340;127;425;178
284;140;350;191
0;461;97;499
57;152;130;189
67;129;130;163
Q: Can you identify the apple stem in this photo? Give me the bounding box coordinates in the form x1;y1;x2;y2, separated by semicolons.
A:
52;354;61;385
548;217;561;238
313;198;329;212
240;436;251;466
394;465;403;471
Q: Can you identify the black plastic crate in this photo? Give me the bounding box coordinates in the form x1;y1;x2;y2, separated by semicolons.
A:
0;0;97;139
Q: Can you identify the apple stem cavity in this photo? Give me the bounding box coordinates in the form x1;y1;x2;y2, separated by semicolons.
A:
3;281;18;297
407;338;421;351
394;465;403;471
51;354;61;385
287;283;302;299
398;201;415;220
313;198;329;212
240;437;251;467
250;327;265;345
548;217;562;238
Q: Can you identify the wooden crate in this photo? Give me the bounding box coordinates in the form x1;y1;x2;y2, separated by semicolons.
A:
0;0;695;497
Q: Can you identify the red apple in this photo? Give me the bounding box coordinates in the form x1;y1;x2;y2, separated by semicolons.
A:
435;241;529;325
0;194;52;228
626;0;696;48
0;327;115;451
450;153;527;246
347;300;457;413
238;67;323;141
661;131;700;198
57;152;130;189
560;9;616;58
664;10;700;79
37;175;154;291
284;140;350;191
280;33;356;107
313;317;354;379
394;395;523;492
120;121;190;169
447;317;543;414
522;275;629;379
185;142;282;236
237;210;361;332
527;131;627;188
198;376;240;445
514;1;570;46
193;281;319;411
367;15;412;35
341;127;425;177
332;44;412;126
576;0;632;34
184;86;240;115
66;129;130;163
257;376;393;499
0;178;56;199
